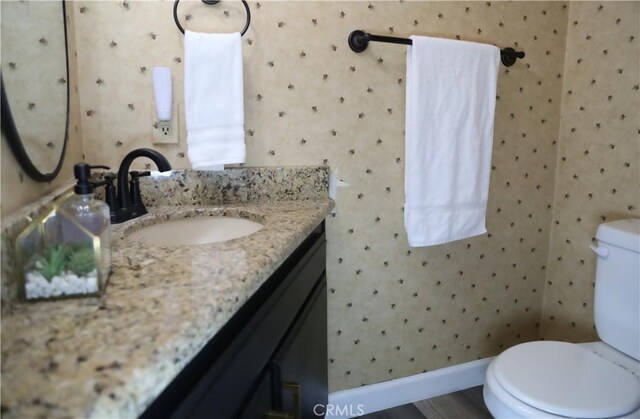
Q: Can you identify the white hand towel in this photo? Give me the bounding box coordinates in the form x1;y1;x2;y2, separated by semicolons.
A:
185;30;245;168
404;36;500;247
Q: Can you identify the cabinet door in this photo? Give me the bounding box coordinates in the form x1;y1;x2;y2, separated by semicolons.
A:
272;277;328;419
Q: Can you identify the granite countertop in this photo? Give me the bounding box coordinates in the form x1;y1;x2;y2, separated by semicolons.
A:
1;168;333;418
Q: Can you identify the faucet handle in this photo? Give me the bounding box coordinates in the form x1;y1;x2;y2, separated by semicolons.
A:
129;171;151;208
90;174;118;220
89;173;115;188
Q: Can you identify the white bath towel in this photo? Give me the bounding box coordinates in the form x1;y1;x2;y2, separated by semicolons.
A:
185;31;245;168
404;36;500;247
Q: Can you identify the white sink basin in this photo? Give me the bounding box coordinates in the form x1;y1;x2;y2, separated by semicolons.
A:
126;216;264;246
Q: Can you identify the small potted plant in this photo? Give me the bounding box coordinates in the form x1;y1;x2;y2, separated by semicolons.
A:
16;199;110;301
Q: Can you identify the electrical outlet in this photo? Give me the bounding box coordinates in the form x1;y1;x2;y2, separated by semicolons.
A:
152;102;179;144
159;121;171;136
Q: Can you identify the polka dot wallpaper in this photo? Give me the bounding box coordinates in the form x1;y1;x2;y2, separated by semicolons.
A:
3;1;637;394
1;1;68;173
1;3;83;216
541;2;640;342
72;0;569;391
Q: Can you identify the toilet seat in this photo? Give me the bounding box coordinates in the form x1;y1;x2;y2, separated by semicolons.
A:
485;363;563;418
488;341;640;418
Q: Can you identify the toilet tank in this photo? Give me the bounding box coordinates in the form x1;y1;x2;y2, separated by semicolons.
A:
593;219;640;361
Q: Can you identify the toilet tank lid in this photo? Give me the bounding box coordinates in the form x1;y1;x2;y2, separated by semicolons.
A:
596;219;640;252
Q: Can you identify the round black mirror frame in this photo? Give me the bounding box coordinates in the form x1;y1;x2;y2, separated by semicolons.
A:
1;0;70;182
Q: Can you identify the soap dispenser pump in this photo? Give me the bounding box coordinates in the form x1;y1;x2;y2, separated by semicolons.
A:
73;163;101;194
15;163;113;301
66;162;112;221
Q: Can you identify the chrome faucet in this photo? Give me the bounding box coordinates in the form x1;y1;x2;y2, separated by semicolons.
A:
104;148;172;224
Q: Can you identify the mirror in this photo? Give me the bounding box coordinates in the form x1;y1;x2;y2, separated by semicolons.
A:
1;0;69;182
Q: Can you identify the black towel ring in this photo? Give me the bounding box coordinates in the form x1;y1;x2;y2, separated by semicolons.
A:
173;0;251;36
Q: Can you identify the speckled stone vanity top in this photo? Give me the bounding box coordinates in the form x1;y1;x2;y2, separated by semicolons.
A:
1;167;332;418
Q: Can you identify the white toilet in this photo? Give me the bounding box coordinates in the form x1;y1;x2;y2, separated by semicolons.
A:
483;219;640;418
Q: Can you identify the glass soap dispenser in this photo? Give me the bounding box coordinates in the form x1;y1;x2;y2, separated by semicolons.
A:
16;163;112;301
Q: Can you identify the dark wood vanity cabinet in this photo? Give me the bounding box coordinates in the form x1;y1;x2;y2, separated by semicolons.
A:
241;278;327;419
141;222;328;419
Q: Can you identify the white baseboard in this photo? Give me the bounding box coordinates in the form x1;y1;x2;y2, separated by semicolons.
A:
326;357;493;418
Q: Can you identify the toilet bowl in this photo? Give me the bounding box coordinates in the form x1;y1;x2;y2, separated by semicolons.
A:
483;341;640;418
483;219;640;418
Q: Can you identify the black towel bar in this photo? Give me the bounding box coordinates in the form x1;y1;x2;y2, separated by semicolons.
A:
173;0;251;36
348;30;525;67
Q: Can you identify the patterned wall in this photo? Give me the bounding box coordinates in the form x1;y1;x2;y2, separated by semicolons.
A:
72;1;569;391
1;5;83;216
541;2;640;342
1;1;68;173
3;0;637;394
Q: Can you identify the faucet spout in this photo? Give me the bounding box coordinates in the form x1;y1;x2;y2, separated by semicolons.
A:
113;148;172;223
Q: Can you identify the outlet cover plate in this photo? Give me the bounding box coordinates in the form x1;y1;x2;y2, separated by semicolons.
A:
152;101;179;145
